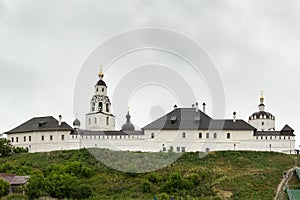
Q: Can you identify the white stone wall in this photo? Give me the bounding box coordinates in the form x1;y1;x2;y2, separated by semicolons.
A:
7;131;79;153
249;118;275;131
85;113;115;131
7;129;295;154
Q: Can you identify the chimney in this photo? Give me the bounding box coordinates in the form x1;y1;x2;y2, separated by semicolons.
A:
192;104;195;108
58;115;62;126
202;102;206;113
174;104;177;110
233;111;236;122
195;102;199;112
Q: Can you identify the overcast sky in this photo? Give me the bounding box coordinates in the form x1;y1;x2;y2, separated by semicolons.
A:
1;0;300;146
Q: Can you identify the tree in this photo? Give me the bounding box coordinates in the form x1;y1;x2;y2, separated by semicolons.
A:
25;171;45;199
0;138;14;157
0;178;10;197
44;172;78;199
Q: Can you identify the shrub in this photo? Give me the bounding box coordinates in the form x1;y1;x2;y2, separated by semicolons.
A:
0;178;10;197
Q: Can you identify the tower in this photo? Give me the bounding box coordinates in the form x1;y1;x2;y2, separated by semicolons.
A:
121;110;135;131
248;92;275;131
85;66;115;131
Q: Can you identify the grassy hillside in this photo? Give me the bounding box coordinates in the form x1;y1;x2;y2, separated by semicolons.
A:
0;149;297;200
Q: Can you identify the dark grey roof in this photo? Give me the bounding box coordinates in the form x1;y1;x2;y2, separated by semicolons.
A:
254;131;281;136
73;118;81;126
282;124;294;131
73;129;143;136
249;111;274;120
6;116;73;134
280;124;295;136
143;108;256;131
97;79;106;86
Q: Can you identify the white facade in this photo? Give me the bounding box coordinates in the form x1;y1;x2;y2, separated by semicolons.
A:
85;70;115;131
4;69;296;154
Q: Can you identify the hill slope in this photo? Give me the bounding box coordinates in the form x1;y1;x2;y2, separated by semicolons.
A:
0;149;297;199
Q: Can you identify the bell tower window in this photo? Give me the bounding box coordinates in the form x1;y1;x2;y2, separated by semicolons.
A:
106;103;110;112
99;102;103;111
106;117;109;125
92;102;95;112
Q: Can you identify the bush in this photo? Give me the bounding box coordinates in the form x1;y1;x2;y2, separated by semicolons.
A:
141;180;151;192
0;178;10;197
25;170;45;199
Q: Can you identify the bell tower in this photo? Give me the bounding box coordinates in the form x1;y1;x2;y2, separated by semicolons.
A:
85;65;115;131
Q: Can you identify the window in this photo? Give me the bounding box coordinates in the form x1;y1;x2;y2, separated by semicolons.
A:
11;137;14;143
92;102;95;112
163;147;167;151
279;136;281;140
41;135;44;141
214;133;217;139
284;136;286;140
16;137;18;142
261;136;263;140
24;136;26;142
181;147;186;152
95;117;97;124
270;136;272;140
182;132;186;138
265;136;267;140
88;118;91;125
151;133;154;139
106;103;110;112
199;132;202;139
176;147;180;152
61;135;65;140
289;136;290;140
99;102;103;111
106;117;109;125
206;132;209;139
102;88;104;92
50;135;53;141
256;136;258;140
262;122;264;125
227;133;231;139
205;148;210;152
29;136;31;142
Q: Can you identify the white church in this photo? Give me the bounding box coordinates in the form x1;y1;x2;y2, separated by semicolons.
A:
5;68;296;154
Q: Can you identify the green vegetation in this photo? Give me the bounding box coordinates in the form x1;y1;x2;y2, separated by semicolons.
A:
0;149;297;199
0;138;27;157
0;178;10;197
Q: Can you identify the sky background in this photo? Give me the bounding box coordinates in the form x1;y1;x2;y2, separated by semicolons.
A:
1;0;300;146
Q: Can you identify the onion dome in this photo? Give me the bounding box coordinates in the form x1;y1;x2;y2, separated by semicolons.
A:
73;118;81;127
121;111;135;131
249;92;275;120
96;65;107;86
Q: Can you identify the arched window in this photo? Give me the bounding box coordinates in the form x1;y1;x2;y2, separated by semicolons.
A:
102;88;104;92
151;133;154;138
99;102;103;111
205;148;210;152
199;132;202;139
227;133;231;139
206;132;209;139
214;133;217;139
92;102;95;112
106;103;110;112
106;116;109;125
262;122;264;125
182;132;186;138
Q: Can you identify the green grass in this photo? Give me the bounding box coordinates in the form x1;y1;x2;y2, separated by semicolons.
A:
0;149;298;200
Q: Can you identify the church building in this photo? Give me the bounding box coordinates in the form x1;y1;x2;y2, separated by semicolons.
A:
4;67;296;154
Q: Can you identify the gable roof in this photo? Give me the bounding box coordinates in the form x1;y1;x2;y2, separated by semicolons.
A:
5;116;73;134
143;108;256;131
281;124;294;131
0;173;29;185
